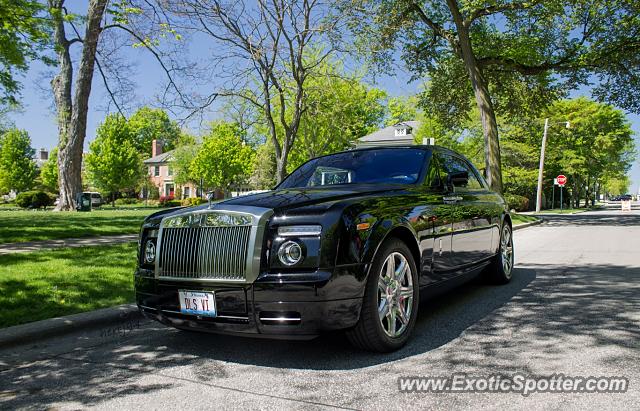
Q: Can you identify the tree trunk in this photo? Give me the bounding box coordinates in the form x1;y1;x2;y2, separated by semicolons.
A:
276;145;289;183
49;0;108;211
446;0;503;193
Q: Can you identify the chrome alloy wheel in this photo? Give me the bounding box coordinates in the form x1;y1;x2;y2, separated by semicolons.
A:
377;252;414;338
501;225;514;278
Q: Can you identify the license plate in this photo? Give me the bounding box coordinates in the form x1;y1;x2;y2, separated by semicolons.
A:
178;290;216;317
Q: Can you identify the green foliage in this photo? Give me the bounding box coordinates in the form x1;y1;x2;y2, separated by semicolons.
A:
386;96;419;126
272;57;387;171
603;176;630;196
0;128;37;193
543;98;635;204
190;122;255;190
40;146;59;192
503;193;530;212
171;142;199;185
85;114;143;200
0;0;51;106
113;197;139;205
127;107;182;157
181;197;207;207
349;0;640;117
15;190;54;209
250;142;278;190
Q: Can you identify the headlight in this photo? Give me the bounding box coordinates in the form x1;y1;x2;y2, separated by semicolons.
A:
278;225;322;237
144;239;156;264
277;240;304;266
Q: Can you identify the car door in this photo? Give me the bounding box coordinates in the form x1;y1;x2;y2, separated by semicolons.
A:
436;152;495;271
414;155;454;286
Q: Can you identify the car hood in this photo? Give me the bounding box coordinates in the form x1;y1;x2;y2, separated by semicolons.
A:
143;184;411;226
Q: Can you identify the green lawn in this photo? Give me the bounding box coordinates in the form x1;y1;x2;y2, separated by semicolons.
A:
0;209;159;244
512;213;539;225
0;243;137;328
534;208;587;215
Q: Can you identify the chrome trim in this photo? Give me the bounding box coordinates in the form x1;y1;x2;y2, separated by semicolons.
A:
260;317;301;321
148;306;248;320
155;205;273;284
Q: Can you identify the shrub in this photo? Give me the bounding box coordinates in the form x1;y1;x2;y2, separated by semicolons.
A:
504;193;530;212
181;197;207;207
14;192;32;208
165;199;182;207
15;191;55;209
158;195;174;206
114;197;139;205
147;186;160;200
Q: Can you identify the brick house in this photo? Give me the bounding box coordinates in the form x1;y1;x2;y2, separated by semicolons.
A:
143;140;199;199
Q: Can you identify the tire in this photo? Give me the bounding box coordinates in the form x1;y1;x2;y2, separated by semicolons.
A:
485;222;514;284
346;238;419;352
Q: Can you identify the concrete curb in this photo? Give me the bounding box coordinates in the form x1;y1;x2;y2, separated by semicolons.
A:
513;218;543;231
0;303;143;349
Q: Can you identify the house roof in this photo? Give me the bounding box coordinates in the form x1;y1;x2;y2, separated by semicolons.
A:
356;121;420;148
143;150;175;165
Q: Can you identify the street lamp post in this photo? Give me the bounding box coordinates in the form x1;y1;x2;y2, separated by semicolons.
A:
535;118;570;213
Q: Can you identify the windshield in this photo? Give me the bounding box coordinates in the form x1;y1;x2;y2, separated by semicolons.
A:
278;148;429;189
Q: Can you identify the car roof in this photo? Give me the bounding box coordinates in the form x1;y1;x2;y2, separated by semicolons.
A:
320;144;458;158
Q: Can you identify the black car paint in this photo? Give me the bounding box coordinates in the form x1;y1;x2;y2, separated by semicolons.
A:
135;146;510;338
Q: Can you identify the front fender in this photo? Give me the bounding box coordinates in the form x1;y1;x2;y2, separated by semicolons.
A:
361;217;420;269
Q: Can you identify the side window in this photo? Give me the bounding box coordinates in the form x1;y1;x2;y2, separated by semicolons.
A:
438;153;484;191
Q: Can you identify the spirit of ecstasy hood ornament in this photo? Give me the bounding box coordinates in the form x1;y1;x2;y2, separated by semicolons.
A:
206;191;215;208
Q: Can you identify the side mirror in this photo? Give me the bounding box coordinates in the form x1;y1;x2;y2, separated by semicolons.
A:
447;170;468;189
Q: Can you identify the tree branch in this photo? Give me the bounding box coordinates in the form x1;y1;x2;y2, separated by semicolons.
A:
466;1;540;25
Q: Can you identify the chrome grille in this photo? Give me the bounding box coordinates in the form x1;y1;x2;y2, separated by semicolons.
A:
158;225;252;281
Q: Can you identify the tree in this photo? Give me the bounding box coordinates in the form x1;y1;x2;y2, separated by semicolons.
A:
85;114;143;206
347;0;640;193
48;0;110;210
250;142;278;190
40;147;59;193
386;96;418;126
48;0;182;210
0;0;50;106
190;122;255;192
161;0;344;183
128;107;182;157
544;98;635;207
280;58;387;170
0;128;37;193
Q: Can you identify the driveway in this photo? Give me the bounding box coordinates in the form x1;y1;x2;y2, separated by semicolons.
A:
1;210;638;409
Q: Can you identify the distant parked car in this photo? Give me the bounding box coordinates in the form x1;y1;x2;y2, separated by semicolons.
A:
87;192;103;207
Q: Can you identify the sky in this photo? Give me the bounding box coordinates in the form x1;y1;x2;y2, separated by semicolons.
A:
7;19;640;196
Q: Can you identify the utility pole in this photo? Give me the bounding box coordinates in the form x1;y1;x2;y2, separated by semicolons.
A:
535;118;550;213
536;119;570;213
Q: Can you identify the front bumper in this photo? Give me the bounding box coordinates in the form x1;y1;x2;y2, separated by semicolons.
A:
135;266;366;339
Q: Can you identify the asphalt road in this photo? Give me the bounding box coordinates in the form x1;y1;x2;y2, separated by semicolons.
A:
1;209;639;410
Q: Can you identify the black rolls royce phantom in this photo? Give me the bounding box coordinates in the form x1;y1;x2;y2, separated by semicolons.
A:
135;146;514;352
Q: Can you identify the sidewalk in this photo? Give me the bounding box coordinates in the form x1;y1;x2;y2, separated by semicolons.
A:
0;234;138;255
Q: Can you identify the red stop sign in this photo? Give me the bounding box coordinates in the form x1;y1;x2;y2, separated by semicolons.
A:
557;175;567;186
